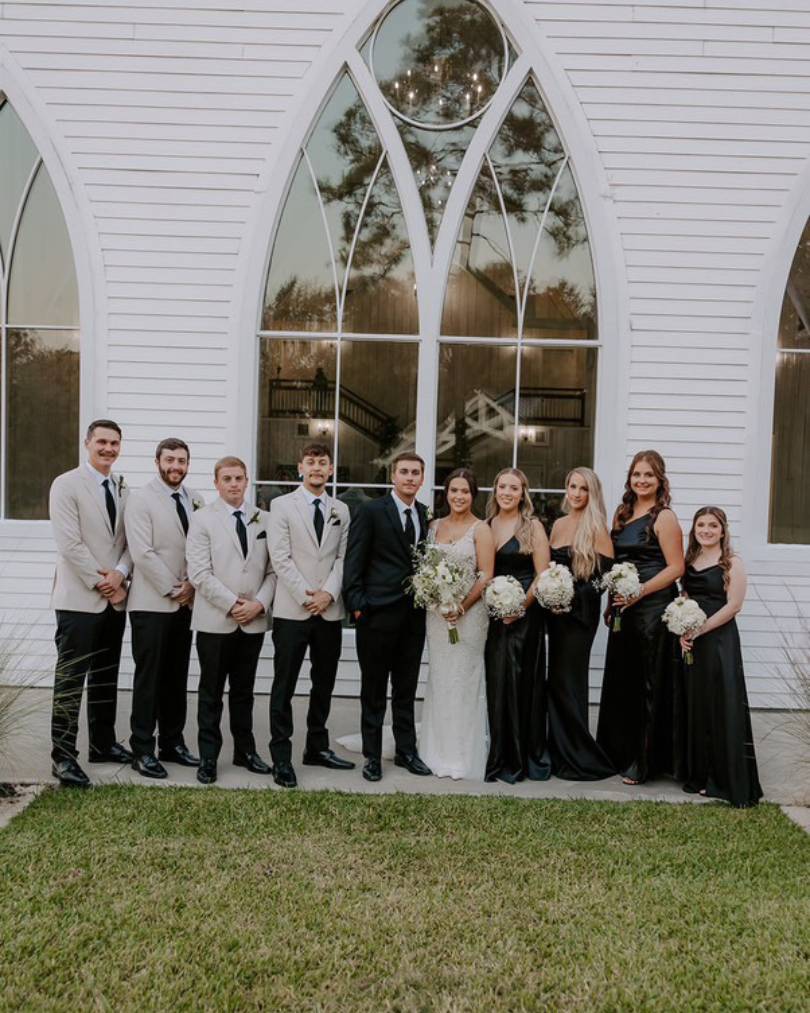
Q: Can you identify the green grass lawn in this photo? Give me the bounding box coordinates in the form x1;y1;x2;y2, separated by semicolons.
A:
1;789;808;1011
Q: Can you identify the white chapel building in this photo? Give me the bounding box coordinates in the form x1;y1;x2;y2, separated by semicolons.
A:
0;0;808;705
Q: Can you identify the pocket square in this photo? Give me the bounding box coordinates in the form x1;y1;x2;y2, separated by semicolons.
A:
256;531;267;539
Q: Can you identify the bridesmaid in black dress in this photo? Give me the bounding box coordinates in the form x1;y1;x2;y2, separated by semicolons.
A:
545;467;615;780
484;468;550;783
596;450;685;784
680;507;762;807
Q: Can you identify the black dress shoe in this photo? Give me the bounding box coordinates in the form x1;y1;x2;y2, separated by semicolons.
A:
197;759;217;785
132;754;168;780
394;751;432;776
272;762;298;788
158;744;199;767
233;752;271;775
88;742;133;764
302;748;356;770
52;758;90;788
362;758;382;782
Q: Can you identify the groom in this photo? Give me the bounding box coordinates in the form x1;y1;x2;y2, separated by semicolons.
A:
343;452;432;782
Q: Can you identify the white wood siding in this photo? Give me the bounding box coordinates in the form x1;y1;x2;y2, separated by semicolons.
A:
0;1;808;706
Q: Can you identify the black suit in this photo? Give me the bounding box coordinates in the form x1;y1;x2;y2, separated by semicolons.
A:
342;494;428;759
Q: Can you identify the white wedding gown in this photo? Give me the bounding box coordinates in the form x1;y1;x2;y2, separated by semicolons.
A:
418;523;489;780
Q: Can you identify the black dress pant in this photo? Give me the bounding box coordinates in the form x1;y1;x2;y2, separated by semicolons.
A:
270;616;342;765
129;607;193;756
196;628;264;762
355;598;426;760
51;605;126;762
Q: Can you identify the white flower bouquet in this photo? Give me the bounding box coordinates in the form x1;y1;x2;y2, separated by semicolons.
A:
483;574;526;621
534;562;575;613
599;561;642;632
408;545;477;644
662;595;707;665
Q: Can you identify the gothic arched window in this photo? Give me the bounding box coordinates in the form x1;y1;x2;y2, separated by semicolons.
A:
0;92;80;519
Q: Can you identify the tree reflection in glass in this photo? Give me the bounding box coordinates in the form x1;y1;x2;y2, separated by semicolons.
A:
442;78;596;340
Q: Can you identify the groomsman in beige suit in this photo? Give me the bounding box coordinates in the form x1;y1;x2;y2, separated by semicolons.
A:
125;438;203;779
186;456;276;784
49;419;133;787
268;443;354;788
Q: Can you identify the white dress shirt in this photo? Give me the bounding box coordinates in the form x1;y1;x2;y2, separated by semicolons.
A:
301;485;330;535
391;490;420;548
85;461;129;577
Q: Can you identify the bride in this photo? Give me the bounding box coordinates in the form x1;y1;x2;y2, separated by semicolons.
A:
418;469;495;779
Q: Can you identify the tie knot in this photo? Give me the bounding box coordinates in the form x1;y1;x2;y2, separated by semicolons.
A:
172;492;181;502
102;478;110;489
313;499;321;508
234;509;242;519
404;507;412;516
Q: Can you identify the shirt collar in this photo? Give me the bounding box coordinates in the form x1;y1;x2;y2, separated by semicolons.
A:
160;478;187;500
220;498;246;516
300;485;328;507
391;490;417;517
86;461;114;486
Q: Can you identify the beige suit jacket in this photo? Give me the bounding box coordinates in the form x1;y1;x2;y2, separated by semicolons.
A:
49;465;132;613
268;487;349;622
186;498;276;635
125;478;204;614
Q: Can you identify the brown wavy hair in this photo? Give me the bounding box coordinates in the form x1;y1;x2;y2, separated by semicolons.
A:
441;468;479;516
485;468;536;554
613;450;671;534
685;506;733;589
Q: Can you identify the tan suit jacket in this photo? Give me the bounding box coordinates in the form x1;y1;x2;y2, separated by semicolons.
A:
268;487;349;622
125;478;204;614
186;498;276;634
49;465;132;613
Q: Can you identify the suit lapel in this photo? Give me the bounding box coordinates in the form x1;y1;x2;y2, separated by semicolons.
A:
216;498;245;558
80;466;114;535
385;494;411;558
151;477;185;536
296;486;321;553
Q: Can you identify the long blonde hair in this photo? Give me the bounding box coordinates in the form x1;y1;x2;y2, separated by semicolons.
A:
486;468;536;553
563;467;610;580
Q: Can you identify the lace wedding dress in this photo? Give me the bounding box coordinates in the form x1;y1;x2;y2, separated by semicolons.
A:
417;523;489;780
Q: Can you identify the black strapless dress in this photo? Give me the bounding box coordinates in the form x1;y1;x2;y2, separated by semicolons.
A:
596;513;682;783
682;564;762;808
484;535;550;783
545;547;615;780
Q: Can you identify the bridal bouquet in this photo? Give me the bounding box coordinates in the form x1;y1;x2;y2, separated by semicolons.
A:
662;595;707;665
408;545;477;644
534;562;575;613
599;562;642;632
483;575;526;621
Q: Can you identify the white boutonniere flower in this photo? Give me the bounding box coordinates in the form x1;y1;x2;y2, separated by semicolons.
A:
425;506;433;523
329;507;340;525
192;498;203;512
117;475;126;494
248;510;261;526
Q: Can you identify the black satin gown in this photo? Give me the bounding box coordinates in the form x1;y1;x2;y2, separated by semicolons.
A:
546;547;615;780
596;513;682;783
682;565;762;807
484;535;550;783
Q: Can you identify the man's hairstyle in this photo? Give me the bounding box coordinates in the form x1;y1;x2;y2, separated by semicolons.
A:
299;443;333;463
391;451;425;473
86;419;122;440
214;455;247;479
155;437;190;460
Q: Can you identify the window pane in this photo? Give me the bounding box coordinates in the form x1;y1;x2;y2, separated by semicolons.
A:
261;156;337;332
371;0;506;128
336;485;389;518
0;99;39;267
770;351;810;543
255;484;299;511
779;217;810;351
342;160;418;334
516;346;596;490
436;342;517;487
257;338;338;482
6;328;79;519
399;122;475;245
337;340;418;483
8;165;79;327
530;491;564;532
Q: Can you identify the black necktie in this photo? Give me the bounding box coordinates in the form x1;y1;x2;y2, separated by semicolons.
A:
102;478;116;532
234;510;248;558
404;507;416;547
313;498;324;544
172;492;189;535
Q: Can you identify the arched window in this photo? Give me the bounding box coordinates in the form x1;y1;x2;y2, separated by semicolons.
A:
256;0;598;522
0;92;79;519
770;217;810;543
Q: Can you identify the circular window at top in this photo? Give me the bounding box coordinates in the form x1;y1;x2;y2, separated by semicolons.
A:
370;0;508;131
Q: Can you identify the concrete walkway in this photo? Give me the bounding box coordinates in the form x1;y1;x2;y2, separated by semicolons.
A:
2;689;808;805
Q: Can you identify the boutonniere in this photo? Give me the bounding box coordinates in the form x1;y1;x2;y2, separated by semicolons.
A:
192;498;203;512
329;507;340;525
117;475;126;495
248;510;261;526
425;506;433;522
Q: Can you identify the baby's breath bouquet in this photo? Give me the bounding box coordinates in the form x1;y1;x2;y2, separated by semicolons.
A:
599;562;642;632
483;575;526;621
534;562;575;613
408;545;477;644
662;595;707;665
